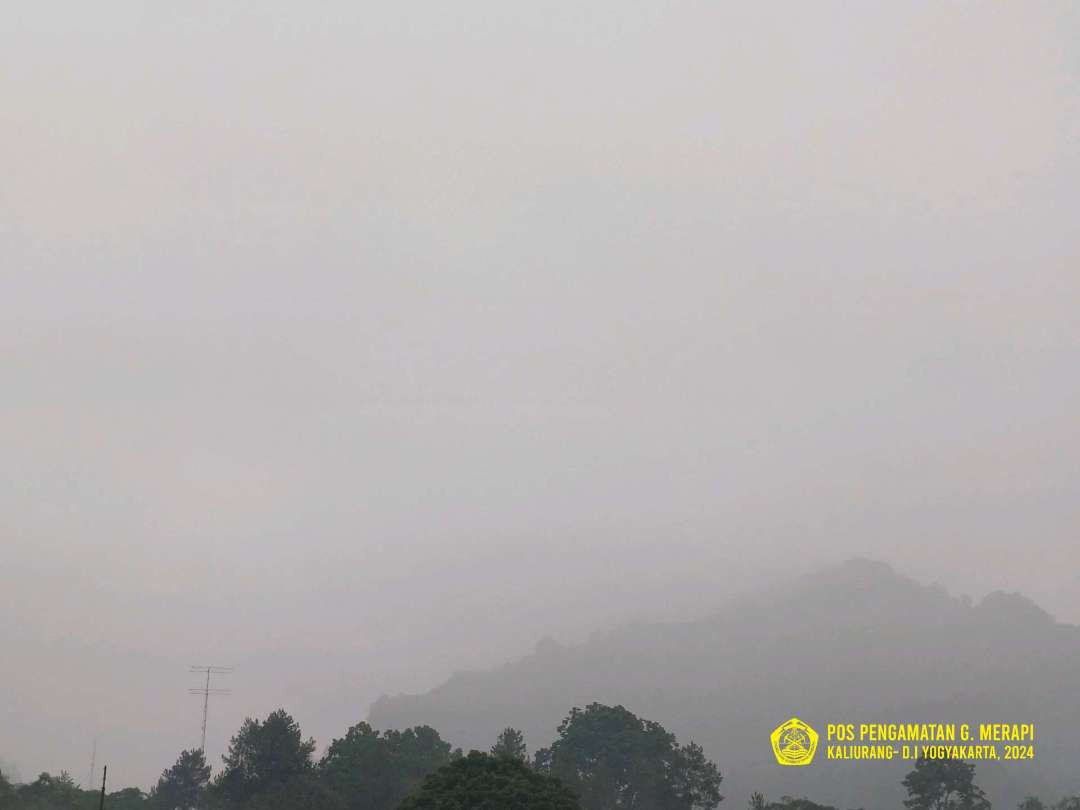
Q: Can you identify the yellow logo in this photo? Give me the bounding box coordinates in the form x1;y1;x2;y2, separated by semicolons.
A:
771;717;819;766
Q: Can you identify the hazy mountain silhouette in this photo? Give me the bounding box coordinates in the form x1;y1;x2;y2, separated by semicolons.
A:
369;559;1080;809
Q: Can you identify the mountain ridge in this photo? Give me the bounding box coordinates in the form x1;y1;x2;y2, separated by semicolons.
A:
369;559;1080;809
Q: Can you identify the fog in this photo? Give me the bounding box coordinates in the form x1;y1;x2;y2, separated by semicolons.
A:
2;0;1078;791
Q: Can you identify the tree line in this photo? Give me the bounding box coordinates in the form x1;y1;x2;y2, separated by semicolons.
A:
0;703;1075;810
0;703;718;810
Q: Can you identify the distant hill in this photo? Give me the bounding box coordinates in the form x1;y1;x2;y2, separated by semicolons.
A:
369;559;1080;809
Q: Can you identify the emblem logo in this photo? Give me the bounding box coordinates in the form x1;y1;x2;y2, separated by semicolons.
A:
771;717;819;766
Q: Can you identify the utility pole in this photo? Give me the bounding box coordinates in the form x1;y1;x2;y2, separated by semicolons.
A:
98;764;107;810
189;665;232;753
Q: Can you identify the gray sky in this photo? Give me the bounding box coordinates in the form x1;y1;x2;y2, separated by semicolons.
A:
2;0;1079;790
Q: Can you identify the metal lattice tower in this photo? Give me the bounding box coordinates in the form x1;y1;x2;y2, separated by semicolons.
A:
189;665;232;753
87;737;97;790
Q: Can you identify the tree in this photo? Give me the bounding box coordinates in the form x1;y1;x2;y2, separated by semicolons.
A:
491;728;527;761
1018;799;1044;810
0;770;14;810
1054;800;1080;810
534;704;723;810
107;787;150;810
213;709;316;806
398;751;580;810
319;723;453;810
902;757;990;810
748;794;767;810
16;771;83;809
763;798;857;810
239;774;343;810
152;749;211;810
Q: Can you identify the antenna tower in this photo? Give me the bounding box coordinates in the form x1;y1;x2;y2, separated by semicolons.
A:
188;665;232;752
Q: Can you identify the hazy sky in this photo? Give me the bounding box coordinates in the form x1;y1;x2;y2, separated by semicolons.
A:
2;0;1079;790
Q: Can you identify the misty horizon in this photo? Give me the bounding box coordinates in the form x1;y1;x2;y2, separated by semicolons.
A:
1;557;1073;791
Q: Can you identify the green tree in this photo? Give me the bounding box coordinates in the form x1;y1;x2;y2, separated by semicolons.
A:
765;798;853;810
902;757;990;810
1054;800;1080;810
534;704;723;810
748;794;766;810
213;709;316;806
1018;798;1044;810
491;728;527;761
398;751;580;810
0;769;14;810
319;723;452;810
239;774;343;810
17;771;83;810
152;749;211;810
107;787;149;810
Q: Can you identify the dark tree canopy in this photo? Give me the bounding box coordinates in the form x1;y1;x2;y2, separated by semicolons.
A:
213;709;316;806
0;770;13;808
0;707;720;810
152;749;211;810
16;771;82;810
108;787;151;810
902;758;990;810
534;703;723;810
318;723;453;810
490;728;527;761
237;773;344;810
758;796;863;810
398;751;580;810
